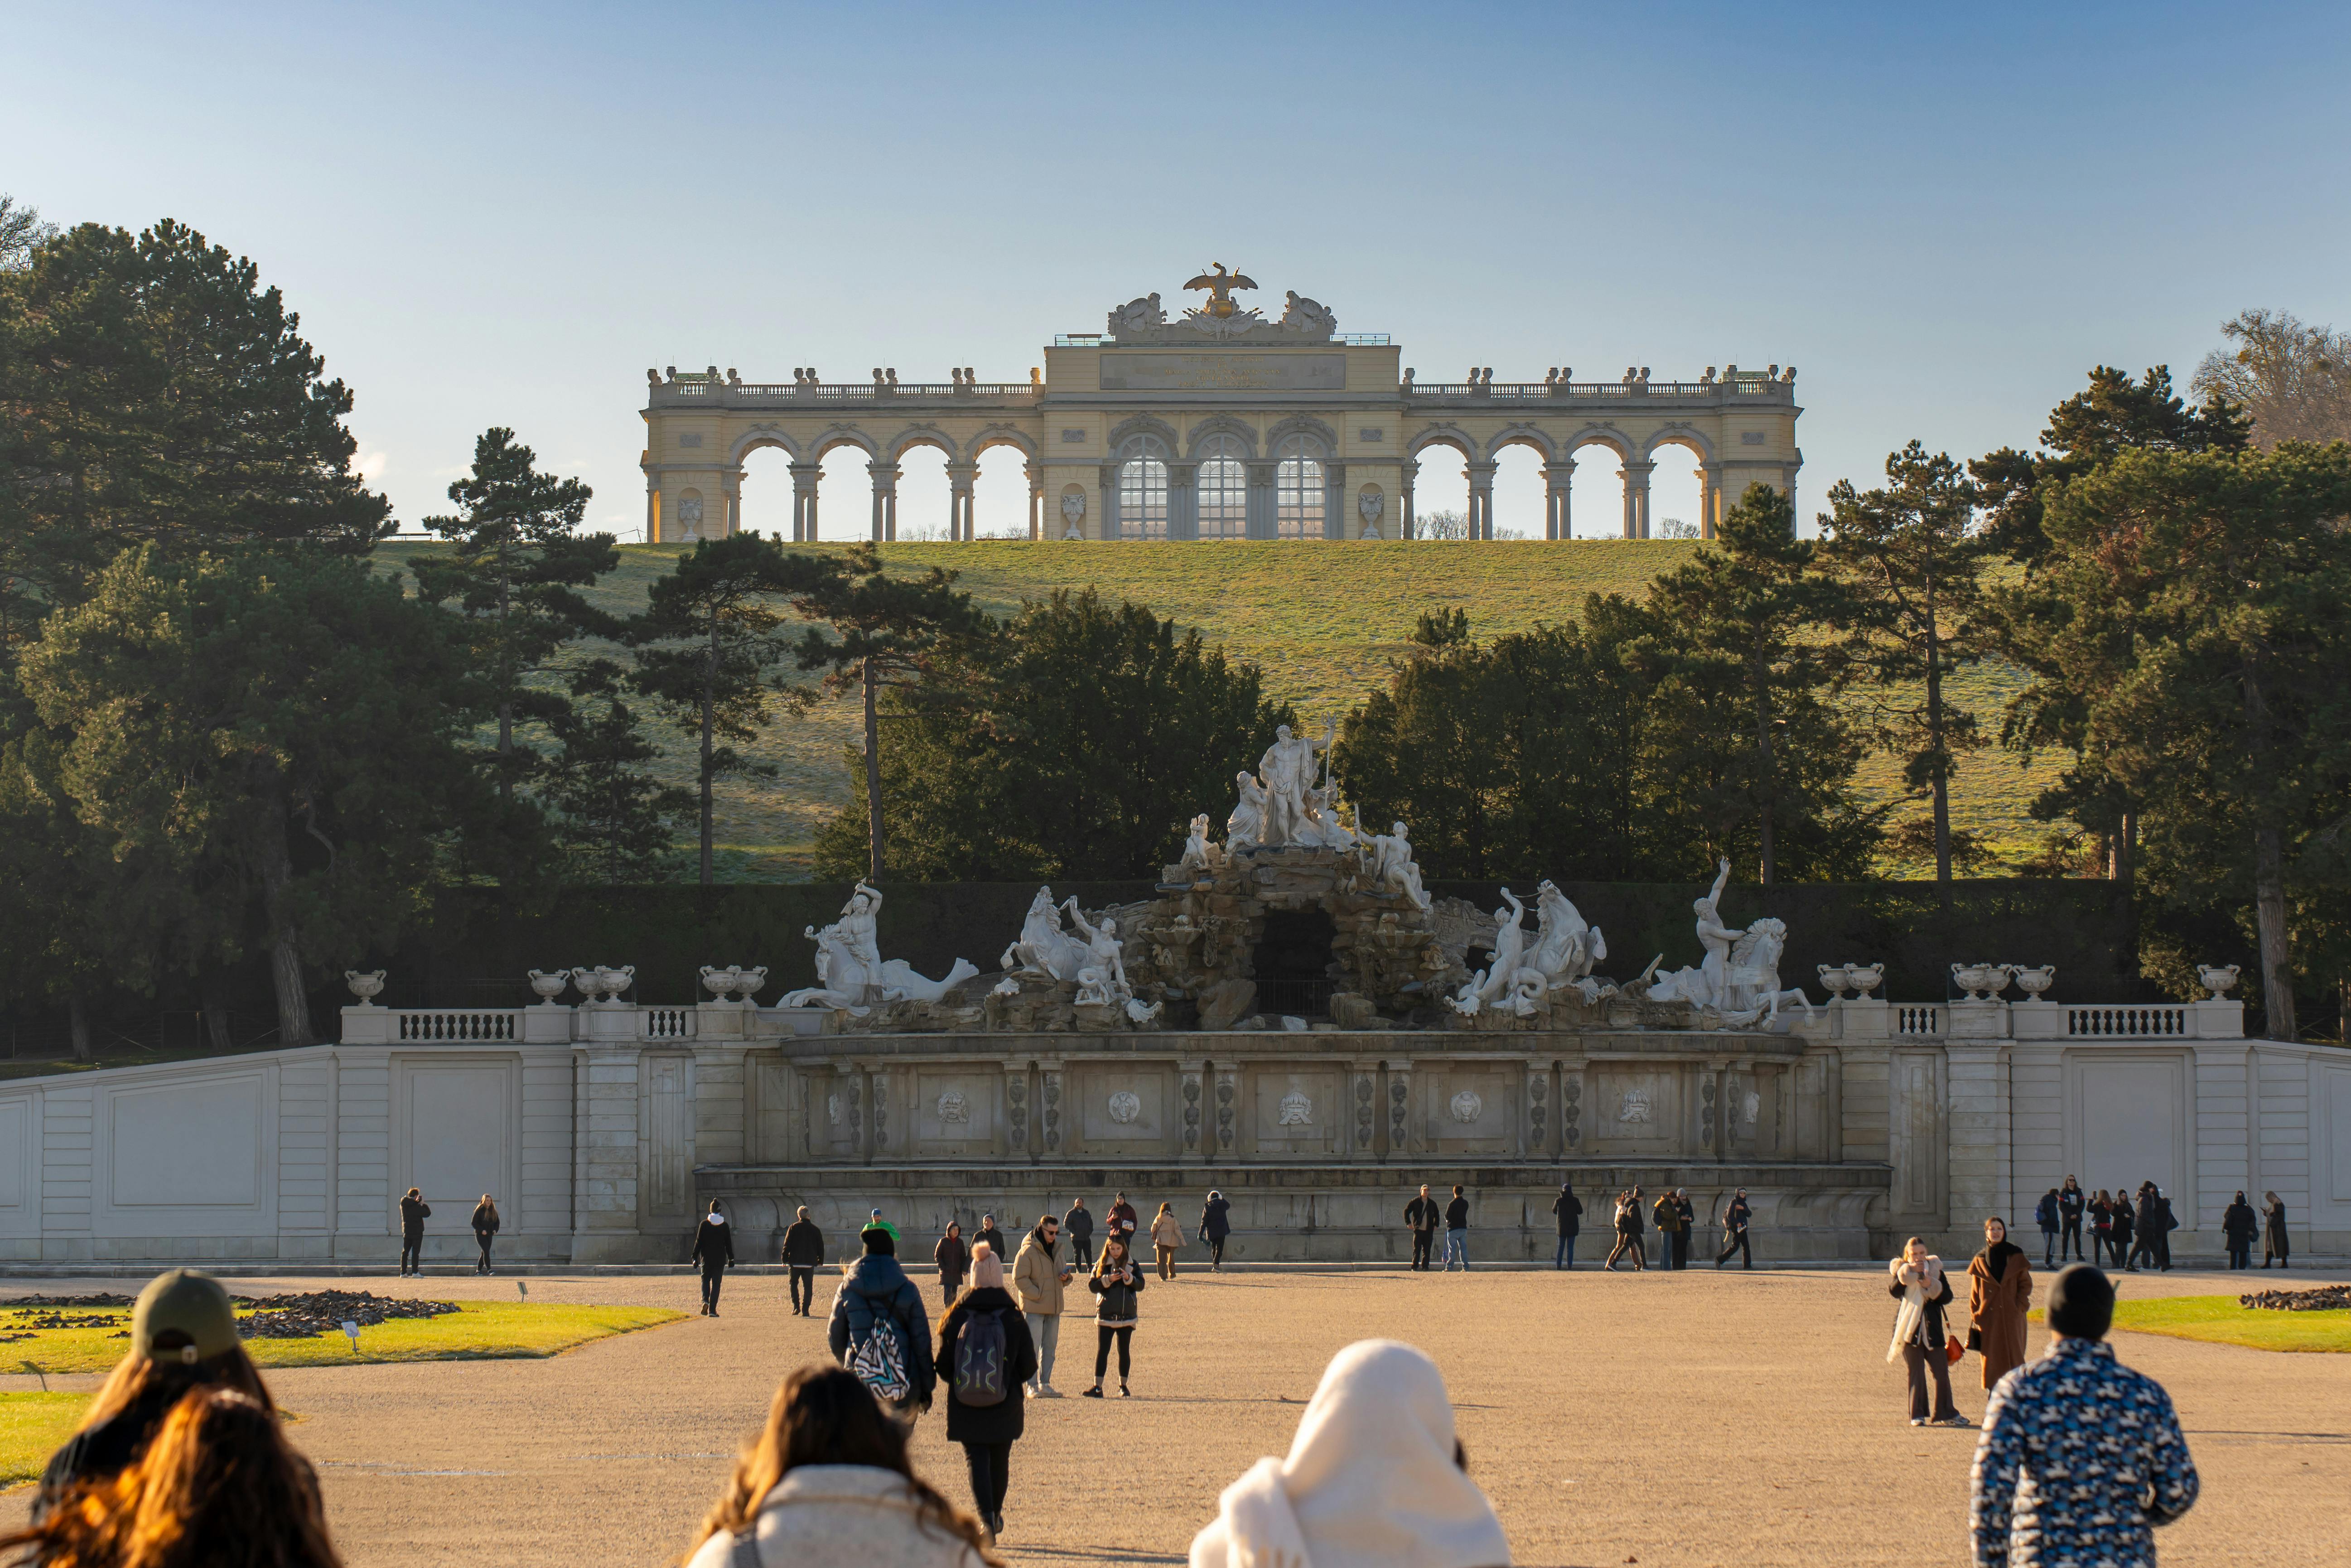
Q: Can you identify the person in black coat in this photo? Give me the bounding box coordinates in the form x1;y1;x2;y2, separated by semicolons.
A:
398;1188;430;1276
974;1213;1008;1265
2221;1192;2259;1270
1062;1197;1096;1268
2058;1177;2086;1262
2262;1190;2290;1267
1198;1190;1232;1271
2152;1187;2177;1271
1550;1183;1582;1269
1715;1187;1753;1269
691;1200;735;1316
1403;1185;1443;1271
780;1206;825;1315
470;1194;500;1275
935;1221;971;1306
2106;1191;2135;1270
934;1250;1038;1543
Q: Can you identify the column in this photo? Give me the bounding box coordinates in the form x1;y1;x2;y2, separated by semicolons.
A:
1561;1063;1585;1154
722;469;743;537
1699;1065;1721;1158
1466;461;1497;540
570;1043;644;1264
1401;458;1418;540
1003;1065;1031;1160
644;483;659;545
1622;459;1655;539
1181;1062;1208;1159
1324;461;1347;541
868;461;899;542
1246;462;1278;540
789;463;821;542
1025;463;1044;540
1214;1064;1240;1156
1525;1063;1552;1159
1039;1062;1065;1158
1541;459;1574;540
945;461;977;541
1385;1065;1410;1158
1696;466;1721;539
1167;460;1199;541
1098;463;1117;541
1946;1041;2012;1245
1350;1062;1379;1155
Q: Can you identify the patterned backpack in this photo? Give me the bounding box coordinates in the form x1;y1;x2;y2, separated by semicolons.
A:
848;1293;911;1403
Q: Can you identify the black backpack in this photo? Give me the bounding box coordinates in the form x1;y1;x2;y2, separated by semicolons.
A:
954;1306;1009;1407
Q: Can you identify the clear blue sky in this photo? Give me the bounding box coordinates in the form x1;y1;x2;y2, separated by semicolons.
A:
10;2;2349;539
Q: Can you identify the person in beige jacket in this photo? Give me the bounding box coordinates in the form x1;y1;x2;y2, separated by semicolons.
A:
1012;1215;1073;1398
1149;1202;1186;1281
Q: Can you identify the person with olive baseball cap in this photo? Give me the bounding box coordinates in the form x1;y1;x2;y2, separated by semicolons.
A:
28;1269;274;1526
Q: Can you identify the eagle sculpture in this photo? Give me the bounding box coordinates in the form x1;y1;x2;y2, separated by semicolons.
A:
1183;264;1257;319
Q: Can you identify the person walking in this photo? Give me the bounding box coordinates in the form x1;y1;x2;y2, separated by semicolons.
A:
693;1199;736;1317
1971;1265;2199;1568
1149;1201;1185;1280
782;1206;826;1316
1108;1192;1139;1253
1441;1185;1471;1272
828;1225;937;1427
1062;1197;1096;1269
2105;1190;2134;1271
973;1213;1007;1265
1082;1235;1146;1398
2152;1187;2177;1271
934;1243;1037;1546
398;1187;430;1276
935;1221;971;1306
1550;1182;1583;1269
2088;1192;2114;1269
1604;1187;1646;1271
1651;1189;1682;1270
2221;1192;2258;1270
2058;1177;2085;1262
1967;1217;2032;1391
2127;1186;2159;1273
1888;1235;1965;1427
1198;1189;1232;1270
1715;1188;1753;1269
682;1364;992;1568
2033;1188;2062;1269
470;1193;500;1275
1012;1214;1073;1397
2262;1190;2290;1267
1672;1189;1695;1269
1403;1184;1443;1271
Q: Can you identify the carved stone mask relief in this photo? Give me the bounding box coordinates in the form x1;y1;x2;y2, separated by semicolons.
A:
1107;1090;1142;1124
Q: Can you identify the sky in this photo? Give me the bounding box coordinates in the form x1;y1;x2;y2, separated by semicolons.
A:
9;1;2350;540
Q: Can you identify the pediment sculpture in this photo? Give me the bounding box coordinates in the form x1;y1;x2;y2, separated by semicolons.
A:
1279;289;1338;338
1107;293;1165;335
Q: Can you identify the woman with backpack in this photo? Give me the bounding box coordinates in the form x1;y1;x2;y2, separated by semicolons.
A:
1081;1235;1146;1398
827;1226;937;1428
933;1243;1037;1545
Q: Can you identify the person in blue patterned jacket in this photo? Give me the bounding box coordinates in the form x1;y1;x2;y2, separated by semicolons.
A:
1970;1264;2198;1568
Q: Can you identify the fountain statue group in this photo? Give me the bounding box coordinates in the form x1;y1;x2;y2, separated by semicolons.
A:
1445;880;1610;1018
779;883;979;1012
1640;858;1813;1026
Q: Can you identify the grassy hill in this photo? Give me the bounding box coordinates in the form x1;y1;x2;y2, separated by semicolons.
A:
372;539;2061;881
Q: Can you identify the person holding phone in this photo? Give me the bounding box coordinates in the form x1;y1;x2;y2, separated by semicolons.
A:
1082;1235;1147;1398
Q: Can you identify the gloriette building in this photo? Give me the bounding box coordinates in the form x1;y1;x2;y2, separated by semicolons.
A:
638;270;1804;544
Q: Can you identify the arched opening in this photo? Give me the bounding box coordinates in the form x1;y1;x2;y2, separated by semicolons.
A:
972;442;1030;538
1254;908;1339;1016
1274;434;1326;539
894;444;950;541
1647;442;1705;540
812;440;874;542
737;443;793;537
1113;434;1171;540
1568;440;1628;539
1409;441;1471;539
1197;433;1248;541
1491;441;1547;540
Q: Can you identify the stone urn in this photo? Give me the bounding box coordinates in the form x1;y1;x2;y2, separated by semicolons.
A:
1951;962;2012;1001
2010;964;2056;999
700;965;745;1000
1816;963;1854;999
1844;963;1884;999
2197;963;2241;1000
526;969;571;1004
343;970;387;1008
571;965;636;1004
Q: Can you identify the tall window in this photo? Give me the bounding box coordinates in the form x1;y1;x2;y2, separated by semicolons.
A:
1115;435;1168;540
1275;434;1325;539
1197;434;1247;540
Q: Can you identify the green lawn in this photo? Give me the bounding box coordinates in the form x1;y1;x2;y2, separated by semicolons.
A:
0;1391;88;1488
2033;1296;2351;1353
372;537;2064;880
0;1300;684;1377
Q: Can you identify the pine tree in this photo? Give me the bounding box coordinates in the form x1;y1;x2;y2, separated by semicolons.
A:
543;661;694;884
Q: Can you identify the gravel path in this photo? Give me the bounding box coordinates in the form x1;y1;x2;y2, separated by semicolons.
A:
3;1264;2345;1567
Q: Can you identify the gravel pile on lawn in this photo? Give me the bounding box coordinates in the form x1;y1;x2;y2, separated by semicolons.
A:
3;1293;136;1308
236;1290;461;1339
2238;1285;2351;1312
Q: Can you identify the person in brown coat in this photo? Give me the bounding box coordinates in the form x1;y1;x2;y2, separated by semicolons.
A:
1966;1216;2033;1389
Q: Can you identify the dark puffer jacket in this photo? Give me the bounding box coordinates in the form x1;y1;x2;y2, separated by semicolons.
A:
934;1285;1038;1444
826;1254;937;1406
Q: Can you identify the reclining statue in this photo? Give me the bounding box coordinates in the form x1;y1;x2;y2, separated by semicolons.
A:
783;883;978;1009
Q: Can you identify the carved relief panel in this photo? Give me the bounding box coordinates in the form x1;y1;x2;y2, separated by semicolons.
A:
1251;1066;1342;1155
913;1069;998;1158
1587;1065;1681;1154
1072;1065;1174;1157
1419;1066;1514;1156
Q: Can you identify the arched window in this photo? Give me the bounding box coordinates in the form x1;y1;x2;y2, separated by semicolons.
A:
1275;434;1325;539
1115;434;1168;540
1197;434;1247;540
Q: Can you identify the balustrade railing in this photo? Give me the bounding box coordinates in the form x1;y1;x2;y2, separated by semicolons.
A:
657;381;1042;406
639;1008;696;1041
2065;1005;2190;1038
394;1009;520;1042
1896;1005;1946;1037
1405;380;1779;401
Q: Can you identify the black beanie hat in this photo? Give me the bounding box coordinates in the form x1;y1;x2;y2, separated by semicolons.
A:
2047;1263;2114;1340
861;1226;896;1256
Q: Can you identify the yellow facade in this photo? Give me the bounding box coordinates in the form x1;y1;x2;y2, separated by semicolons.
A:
639;284;1801;544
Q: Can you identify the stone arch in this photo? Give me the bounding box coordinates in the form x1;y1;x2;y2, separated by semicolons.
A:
1642;424;1716;463
968;424;1038;460
1407;423;1478;461
1485;423;1558;462
728;425;805;464
811;427;880;461
886;425;958;462
1107;413;1180;451
1266;413;1338;456
1565;427;1634;462
1184;414;1257;459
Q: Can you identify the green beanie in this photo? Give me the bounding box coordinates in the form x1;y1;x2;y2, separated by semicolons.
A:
131;1269;240;1365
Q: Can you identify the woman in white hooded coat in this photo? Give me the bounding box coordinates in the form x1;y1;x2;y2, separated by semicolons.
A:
1190;1339;1511;1568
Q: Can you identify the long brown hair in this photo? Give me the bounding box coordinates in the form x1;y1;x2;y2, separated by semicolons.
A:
83;1341;274;1433
687;1364;996;1565
1093;1234;1133;1280
1;1387;340;1568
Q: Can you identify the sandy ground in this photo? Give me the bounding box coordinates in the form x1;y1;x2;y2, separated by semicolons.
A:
2;1261;2346;1568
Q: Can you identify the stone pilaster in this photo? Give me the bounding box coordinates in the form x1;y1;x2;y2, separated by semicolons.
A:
571;1044;644;1264
1945;1042;2011;1239
868;1065;892;1160
1699;1066;1721;1159
1180;1061;1207;1159
690;1042;750;1167
1350;1063;1379;1157
1214;1065;1239;1155
1561;1064;1584;1155
1385;1066;1410;1158
1004;1066;1029;1159
1038;1062;1065;1158
1525;1064;1551;1159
